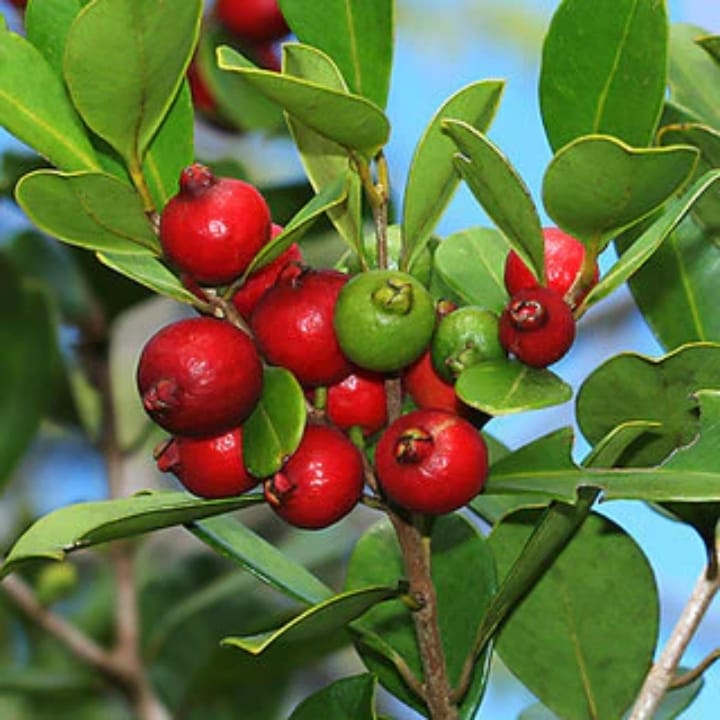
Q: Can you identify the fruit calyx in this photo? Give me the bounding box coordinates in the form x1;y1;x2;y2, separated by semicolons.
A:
264;472;296;507
178;163;216;197
507;297;547;330
142;378;182;413
395;428;434;464
372;277;415;315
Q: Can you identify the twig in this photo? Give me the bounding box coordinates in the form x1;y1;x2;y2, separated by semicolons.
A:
669;647;720;689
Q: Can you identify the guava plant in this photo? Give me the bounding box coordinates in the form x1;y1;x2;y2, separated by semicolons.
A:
1;0;719;719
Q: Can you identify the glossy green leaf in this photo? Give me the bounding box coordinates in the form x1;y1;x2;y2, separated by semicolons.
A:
282;43;364;253
344;515;497;720
15;170;159;254
668;24;720;131
244;175;348;277
280;0;394;109
0;26;99;171
540;0;668;152
432;227;510;313
456;360;573;416
583;169;720;309
492;509;658;720
96;252;197;305
25;0;83;74
542;135;698;244
190;515;333;606
64;0;202;165
288;674;377;720
0;491;264;578
581;421;662;469
0;267;59;489
444;120;545;280
242;366;307;478
402;81;504;264
698;34;720;65
218;44;390;157
222;584;401;655
518;703;559;720
577;342;720;467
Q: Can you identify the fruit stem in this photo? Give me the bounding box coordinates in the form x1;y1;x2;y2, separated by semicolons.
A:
566;232;601;316
351;150;389;270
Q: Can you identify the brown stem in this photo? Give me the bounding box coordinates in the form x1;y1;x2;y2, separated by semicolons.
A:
669;647;720;689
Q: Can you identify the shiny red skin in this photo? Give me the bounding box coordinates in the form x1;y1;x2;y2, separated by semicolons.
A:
265;425;364;529
499;286;576;368
504;227;599;304
155;428;257;498
325;369;388;435
231;230;303;320
216;0;290;43
375;409;489;515
250;266;353;387
159;164;272;285
136;317;262;436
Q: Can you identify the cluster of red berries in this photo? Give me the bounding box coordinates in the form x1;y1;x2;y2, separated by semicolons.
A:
137;163;598;529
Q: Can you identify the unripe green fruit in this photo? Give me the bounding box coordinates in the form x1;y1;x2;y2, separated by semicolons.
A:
431;306;506;383
333;269;435;372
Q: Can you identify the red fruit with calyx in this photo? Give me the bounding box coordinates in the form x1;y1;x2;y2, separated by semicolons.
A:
251;265;352;387
154;428;257;499
375;409;489;515
136;317;262;436
498;286;576;368
323;369;388;436
215;0;290;43
264;425;365;529
231;225;303;321
159;163;272;285
504;227;599;307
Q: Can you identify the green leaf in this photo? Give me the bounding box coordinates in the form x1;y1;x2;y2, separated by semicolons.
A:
402;81;504;265
64;0;202;165
189;515;333;606
697;34;720;66
222;584;401;655
581;421;662;469
96;252;198;305
583;169;720;309
244;175;348;276
443;120;545;281
345;515;497;720
242;366;307;478
15;170;159;254
455;360;573;416
0;27;99;171
25;0;83;74
576;342;720;467
668;24;720;131
542;135;698;244
539;0;668;152
1;490;263;578
491;509;658;720
280;0;394;109
218;44;390;157
288;674;377;720
0;268;59;489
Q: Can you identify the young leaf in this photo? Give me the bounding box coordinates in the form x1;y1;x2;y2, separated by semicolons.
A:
402;81;505;265
221;585;402;655
0;491;264;578
491;509;658;720
217;45;390;157
64;0;202;167
280;0;394;109
288;674;377;720
0;26;99;171
25;0;83;74
242;366;307;478
455;359;573;416
443;120;545;282
540;0;668;151
15;170;159;254
542;135;698;244
345;515;497;720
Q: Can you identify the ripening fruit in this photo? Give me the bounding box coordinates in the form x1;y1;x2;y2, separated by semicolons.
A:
375;409;489;515
498;286;576;368
333;269;436;372
215;0;290;43
323;369;388;435
136;317;263;436
504;227;599;307
159;163;272;285
155;428;257;498
251;265;352;387
264;425;365;529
